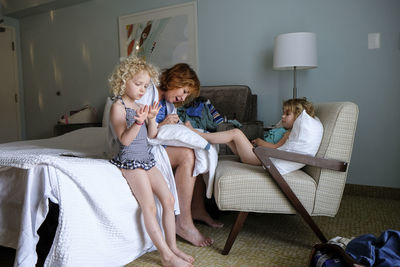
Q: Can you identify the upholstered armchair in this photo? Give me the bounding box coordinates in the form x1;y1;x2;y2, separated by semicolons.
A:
213;101;359;254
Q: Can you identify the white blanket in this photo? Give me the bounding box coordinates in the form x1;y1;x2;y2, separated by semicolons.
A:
0;125;218;266
0;128;157;266
150;124;218;198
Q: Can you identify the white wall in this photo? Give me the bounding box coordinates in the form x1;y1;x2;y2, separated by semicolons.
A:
13;0;400;188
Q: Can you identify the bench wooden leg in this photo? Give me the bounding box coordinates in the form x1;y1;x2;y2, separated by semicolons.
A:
222;211;249;255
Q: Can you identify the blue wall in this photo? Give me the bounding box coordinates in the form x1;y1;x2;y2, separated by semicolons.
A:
197;0;400;189
9;0;400;188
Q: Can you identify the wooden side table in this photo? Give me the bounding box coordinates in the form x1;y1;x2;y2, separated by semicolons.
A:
54;122;102;136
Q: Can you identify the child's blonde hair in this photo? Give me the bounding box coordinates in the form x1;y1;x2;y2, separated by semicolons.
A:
283;97;315;119
109;56;159;96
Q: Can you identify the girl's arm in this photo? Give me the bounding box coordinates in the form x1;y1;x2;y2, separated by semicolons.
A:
252;131;290;149
146;117;158;138
147;101;161;138
110;102;148;146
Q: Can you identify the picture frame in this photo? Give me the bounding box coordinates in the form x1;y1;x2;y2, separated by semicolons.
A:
118;2;198;71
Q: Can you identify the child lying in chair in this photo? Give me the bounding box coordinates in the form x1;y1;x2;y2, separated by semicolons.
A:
185;98;323;169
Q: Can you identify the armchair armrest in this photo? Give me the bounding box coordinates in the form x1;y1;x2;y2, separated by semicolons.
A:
252;146;349;244
253;146;348;172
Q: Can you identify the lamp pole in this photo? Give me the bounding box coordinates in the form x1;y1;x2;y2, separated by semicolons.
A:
293;66;297;99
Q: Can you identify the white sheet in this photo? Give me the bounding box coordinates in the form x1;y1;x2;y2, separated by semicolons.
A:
0;125;218;266
0;128;157;266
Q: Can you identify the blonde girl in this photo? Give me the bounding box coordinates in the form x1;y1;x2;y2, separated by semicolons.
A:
109;56;194;267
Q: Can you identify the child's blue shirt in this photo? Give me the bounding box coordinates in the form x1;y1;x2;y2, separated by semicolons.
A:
264;127;288;144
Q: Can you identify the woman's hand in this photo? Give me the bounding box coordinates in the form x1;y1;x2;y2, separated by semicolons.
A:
159;114;180;126
134;105;149;124
147;101;161;120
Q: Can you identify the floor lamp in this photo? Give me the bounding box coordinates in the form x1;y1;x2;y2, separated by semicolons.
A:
273;32;317;99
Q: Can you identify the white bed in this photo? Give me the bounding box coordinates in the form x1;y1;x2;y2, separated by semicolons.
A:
0;123;217;266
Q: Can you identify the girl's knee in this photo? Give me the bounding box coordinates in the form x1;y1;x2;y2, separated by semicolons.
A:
143;202;157;217
230;128;247;140
162;193;175;211
231;128;243;136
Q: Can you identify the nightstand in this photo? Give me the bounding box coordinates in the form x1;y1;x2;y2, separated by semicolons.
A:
54;122;102;136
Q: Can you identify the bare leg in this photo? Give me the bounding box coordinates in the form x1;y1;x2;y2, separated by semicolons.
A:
165;146;213;247
122;169;192;267
191;175;223;228
184;122;261;165
148;167;194;264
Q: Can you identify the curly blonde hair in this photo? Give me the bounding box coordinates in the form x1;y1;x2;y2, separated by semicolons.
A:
283;97;315;119
109;56;159;96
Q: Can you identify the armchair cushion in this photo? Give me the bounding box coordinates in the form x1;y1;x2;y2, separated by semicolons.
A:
214;155;316;214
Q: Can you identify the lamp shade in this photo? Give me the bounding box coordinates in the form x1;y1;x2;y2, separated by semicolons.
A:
273;32;317;70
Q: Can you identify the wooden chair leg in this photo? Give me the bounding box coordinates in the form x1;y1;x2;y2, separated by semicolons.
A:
222;211;249;255
253;148;328;243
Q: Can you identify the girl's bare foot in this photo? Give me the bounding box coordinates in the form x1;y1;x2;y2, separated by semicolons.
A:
161;253;193;267
184;121;195;131
171;247;194;264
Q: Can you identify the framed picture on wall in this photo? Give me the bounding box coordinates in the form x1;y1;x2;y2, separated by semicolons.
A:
118;1;198;71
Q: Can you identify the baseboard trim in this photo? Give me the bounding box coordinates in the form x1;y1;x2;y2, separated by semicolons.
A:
344;183;400;200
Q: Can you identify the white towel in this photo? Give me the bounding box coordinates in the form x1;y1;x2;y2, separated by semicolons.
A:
150;124;219;198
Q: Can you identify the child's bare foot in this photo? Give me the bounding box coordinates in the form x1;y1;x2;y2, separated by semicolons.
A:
171;247;194;264
161;253;193;267
184;121;195;131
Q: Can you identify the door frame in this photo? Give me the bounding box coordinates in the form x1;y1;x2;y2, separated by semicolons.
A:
1;25;22;141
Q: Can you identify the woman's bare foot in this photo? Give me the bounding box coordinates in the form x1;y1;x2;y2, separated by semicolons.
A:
192;208;224;228
176;219;213;247
161;253;193;267
171;247;194;264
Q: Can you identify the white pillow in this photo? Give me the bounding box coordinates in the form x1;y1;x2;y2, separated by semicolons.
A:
102;97;113;128
271;110;323;175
